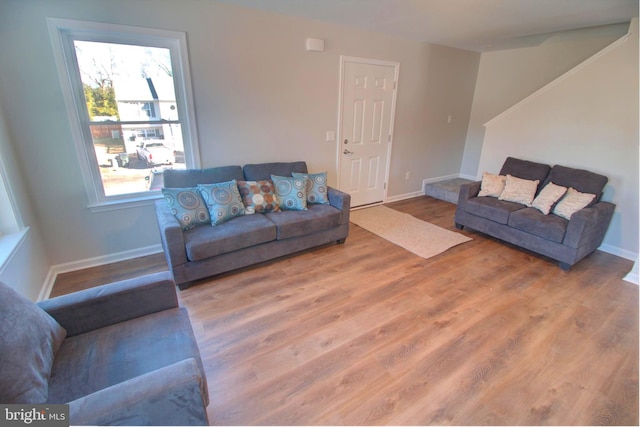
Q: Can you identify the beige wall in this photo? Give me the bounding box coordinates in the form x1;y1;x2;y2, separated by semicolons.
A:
0;0;479;269
184;3;479;195
478;20;639;257
0;106;51;300
1;0;632;287
460;24;629;177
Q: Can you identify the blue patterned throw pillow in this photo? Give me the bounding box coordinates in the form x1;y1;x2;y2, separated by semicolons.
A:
161;187;211;231
292;172;329;204
271;175;308;211
197;180;245;225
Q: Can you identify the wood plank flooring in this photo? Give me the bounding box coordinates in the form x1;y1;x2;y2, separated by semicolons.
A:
52;196;639;425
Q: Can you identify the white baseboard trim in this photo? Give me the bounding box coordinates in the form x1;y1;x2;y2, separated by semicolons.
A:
598;244;637;262
623;272;639;285
386;191;424;203
458;173;478;181
383;173;478;203
37;268;59;302
38;244;163;301
599;244;639;286
599;245;638;286
422;173;460;185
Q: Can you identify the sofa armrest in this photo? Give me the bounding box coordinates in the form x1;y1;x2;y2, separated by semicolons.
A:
38;271;178;337
328;186;351;224
563;201;616;249
68;358;209;426
457;181;481;210
155;199;188;268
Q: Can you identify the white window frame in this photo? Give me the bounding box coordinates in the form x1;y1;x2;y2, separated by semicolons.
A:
47;18;201;211
0;145;29;276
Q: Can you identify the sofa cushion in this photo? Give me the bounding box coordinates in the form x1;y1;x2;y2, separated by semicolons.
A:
0;282;67;403
266;204;341;240
508;208;568;243
552;187;596;220
292;172;330;204
499;157;551;192
531;182;568;215
197;180;245;225
237;180;281;214
478;172;506;198
498;175;539;206
271;175;308;211
183;214;276;261
465;197;525;224
163;166;244;188
542;165;608;202
243;162;308;181
161;187;210;230
47;308;202;404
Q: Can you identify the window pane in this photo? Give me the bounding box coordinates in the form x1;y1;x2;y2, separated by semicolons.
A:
91;124;185;196
75;41;185;196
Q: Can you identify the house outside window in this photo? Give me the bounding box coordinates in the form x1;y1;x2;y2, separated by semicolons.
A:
48;18;200;210
141;101;157;119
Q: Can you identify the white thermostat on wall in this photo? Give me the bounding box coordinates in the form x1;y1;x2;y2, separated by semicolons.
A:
306;38;325;52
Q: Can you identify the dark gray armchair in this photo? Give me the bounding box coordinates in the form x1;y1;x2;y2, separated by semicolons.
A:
0;271;209;426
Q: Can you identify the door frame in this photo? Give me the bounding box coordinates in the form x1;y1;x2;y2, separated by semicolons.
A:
336;56;400;206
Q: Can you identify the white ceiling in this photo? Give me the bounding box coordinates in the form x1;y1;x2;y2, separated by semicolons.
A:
215;0;638;51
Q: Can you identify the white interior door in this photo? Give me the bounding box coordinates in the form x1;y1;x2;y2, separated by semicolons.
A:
338;57;399;208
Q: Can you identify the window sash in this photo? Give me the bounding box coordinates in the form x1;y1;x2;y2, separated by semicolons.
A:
47;18;200;211
88;120;181;126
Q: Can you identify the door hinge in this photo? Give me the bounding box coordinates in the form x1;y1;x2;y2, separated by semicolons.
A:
393;81;397;90
384;182;387;190
388;135;391;142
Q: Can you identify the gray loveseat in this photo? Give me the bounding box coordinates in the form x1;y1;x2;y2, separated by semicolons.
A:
155;161;351;289
0;272;209;426
454;157;615;269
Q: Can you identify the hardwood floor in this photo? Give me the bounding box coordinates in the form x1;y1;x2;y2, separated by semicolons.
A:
52;196;639;425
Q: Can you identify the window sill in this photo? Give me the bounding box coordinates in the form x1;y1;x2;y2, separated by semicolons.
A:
88;193;163;213
0;227;30;275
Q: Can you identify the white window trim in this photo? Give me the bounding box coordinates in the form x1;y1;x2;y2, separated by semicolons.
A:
0;228;30;277
47;18;201;212
0;151;23;234
0;143;28;274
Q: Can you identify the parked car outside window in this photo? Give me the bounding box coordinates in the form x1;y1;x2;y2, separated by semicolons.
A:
136;141;176;166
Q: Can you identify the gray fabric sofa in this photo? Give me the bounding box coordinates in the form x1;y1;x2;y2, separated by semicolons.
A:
454;157;615;269
155;161;351;289
0;272;209;426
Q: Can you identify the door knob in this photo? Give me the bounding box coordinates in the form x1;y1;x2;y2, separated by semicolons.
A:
343;149;354;155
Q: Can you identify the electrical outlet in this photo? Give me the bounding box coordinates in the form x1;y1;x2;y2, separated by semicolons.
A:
405;171;411;180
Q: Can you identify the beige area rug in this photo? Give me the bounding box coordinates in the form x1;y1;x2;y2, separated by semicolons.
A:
350;205;472;260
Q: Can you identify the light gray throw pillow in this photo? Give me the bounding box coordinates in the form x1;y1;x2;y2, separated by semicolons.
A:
498;174;540;206
0;282;66;403
531;182;568;215
552;187;596;220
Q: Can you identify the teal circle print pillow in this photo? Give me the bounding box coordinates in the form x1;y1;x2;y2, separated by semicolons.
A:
292;172;329;204
197;180;245;225
271;175;308;211
161;187;211;230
